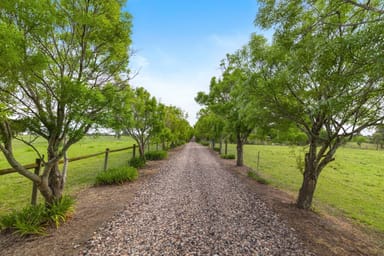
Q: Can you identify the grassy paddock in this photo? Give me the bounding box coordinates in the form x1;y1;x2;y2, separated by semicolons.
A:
226;144;384;233
0;136;135;215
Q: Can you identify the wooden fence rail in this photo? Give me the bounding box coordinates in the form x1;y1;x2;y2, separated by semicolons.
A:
0;145;136;205
0;145;136;176
0;141;167;205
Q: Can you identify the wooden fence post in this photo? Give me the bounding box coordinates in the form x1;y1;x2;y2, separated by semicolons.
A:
257;151;260;171
31;158;41;205
103;148;110;171
132;144;136;158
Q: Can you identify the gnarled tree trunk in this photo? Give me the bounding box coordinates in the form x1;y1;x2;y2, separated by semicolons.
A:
297;166;318;209
297;140;318;209
296;139;337;209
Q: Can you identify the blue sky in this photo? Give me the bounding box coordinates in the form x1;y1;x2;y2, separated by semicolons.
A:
125;0;266;125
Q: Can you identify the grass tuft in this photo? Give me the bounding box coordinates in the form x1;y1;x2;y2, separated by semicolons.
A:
247;171;270;185
144;150;168;161
220;154;236;159
46;195;75;228
0;195;75;236
95;166;138;185
128;157;146;168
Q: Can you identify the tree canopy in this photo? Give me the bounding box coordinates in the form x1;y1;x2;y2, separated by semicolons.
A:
195;0;384;209
0;0;132;204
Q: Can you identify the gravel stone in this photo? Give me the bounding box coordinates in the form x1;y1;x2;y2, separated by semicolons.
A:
81;142;315;255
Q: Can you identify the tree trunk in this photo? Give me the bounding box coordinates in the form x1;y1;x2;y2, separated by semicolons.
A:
297;169;318;209
38;161;64;206
137;135;145;158
37;145;65;206
297;142;318;209
236;134;243;166
139;143;145;158
48;162;63;204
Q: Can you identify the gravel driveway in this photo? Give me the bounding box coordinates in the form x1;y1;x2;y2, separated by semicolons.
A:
82;142;315;256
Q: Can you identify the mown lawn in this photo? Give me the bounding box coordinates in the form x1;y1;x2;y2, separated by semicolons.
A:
0;136;136;215
226;144;384;233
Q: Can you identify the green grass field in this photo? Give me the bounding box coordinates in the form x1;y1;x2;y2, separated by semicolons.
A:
0;136;136;215
226;143;384;233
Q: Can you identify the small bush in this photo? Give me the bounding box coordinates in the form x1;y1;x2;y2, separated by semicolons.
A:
247;171;270;185
200;142;210;146
0;204;46;236
0;195;75;236
46;195;75;228
221;154;236;159
95;166;138;185
145;150;168;161
128;157;146;168
213;147;221;152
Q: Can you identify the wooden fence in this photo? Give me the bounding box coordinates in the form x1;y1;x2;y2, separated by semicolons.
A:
0;140;170;205
0;144;138;205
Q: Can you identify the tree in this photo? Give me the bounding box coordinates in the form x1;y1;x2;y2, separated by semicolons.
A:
161;105;193;147
120;87;164;158
196;42;266;166
193;109;226;145
255;0;384;209
352;135;366;148
372;126;384;150
0;0;132;205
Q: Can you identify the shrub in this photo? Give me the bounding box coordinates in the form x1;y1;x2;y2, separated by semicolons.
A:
247;171;270;185
128;157;146;168
200;142;210;146
46;195;75;228
213;147;221;152
95;166;138;185
145;150;168;161
221;154;236;159
0;204;46;236
0;195;76;236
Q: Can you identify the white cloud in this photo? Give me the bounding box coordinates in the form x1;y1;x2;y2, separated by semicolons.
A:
131;54;149;69
129;32;256;126
208;33;250;52
130;69;208;125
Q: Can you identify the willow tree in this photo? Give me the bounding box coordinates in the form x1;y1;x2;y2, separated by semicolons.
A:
255;0;384;209
0;0;132;205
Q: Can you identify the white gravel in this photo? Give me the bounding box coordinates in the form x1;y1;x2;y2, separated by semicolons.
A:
81;142;315;256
